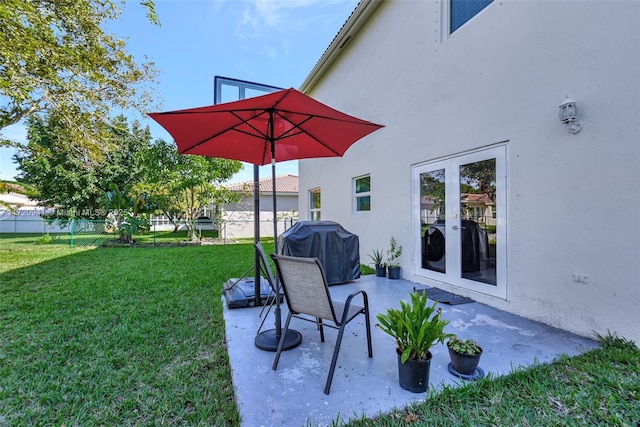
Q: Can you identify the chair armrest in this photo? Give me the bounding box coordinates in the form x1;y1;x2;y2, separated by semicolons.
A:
339;290;369;325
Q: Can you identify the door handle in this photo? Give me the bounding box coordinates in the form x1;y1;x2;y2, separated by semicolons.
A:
452;225;460;230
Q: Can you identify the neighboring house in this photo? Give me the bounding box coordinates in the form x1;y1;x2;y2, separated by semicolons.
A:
460;193;495;226
0;192;62;233
297;0;640;343
0;192;39;212
220;174;299;239
421;193;495;226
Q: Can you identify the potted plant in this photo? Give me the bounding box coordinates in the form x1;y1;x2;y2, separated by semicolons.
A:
376;291;454;392
367;248;387;277
447;336;483;375
386;236;403;279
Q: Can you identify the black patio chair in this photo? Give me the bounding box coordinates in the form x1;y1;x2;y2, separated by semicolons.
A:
271;253;373;394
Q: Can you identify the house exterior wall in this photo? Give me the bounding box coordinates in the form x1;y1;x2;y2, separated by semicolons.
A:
299;0;640;343
221;194;298;238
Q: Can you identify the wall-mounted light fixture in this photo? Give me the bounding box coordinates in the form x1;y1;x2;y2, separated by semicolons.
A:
558;96;582;134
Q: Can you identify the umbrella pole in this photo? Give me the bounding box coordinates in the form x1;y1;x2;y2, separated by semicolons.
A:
272;157;281;337
253;164;261;307
254;132;301;352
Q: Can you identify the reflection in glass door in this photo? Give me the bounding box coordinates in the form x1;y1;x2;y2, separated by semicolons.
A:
415;146;506;298
420;168;447;274
459;158;496;285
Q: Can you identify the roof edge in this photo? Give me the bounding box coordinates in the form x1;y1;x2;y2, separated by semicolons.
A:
300;0;385;94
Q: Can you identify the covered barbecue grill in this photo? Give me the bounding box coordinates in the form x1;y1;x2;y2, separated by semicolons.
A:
278;221;360;285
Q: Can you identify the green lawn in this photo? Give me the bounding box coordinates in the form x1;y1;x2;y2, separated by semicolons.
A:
1;243;638;426
0;243;250;426
344;334;639;426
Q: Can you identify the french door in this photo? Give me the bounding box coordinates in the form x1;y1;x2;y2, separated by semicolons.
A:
413;146;507;298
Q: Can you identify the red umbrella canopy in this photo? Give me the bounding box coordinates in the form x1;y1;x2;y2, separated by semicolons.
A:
148;88;384;166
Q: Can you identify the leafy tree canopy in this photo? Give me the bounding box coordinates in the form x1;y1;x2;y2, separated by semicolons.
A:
15;112;245;227
137;139;244;236
0;0;159;160
460;158;496;202
14;111;153;216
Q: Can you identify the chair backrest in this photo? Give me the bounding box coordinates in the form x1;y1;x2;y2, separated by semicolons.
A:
254;242;276;289
271;254;336;321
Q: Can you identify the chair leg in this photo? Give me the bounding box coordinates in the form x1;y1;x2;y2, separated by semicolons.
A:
364;308;373;358
317;318;325;342
272;312;293;370
324;323;347;395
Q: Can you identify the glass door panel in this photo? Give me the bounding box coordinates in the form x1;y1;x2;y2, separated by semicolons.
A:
420;168;447;274
414;146;506;298
459;158;497;285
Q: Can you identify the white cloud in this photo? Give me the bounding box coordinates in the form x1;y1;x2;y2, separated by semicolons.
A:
232;0;357;57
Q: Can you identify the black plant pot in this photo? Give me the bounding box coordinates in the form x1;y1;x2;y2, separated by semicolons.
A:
388;266;401;280
448;345;482;375
375;264;386;277
397;350;431;393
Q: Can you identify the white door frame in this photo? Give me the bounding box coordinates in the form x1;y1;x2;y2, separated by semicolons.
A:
412;145;507;299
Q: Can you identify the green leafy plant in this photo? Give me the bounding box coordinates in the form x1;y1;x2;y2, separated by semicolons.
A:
117;211;151;242
98;184;151;243
448;337;482;355
367;248;385;267
360;264;375;275
376;291;454;363
386;236;403;268
34;233;58;245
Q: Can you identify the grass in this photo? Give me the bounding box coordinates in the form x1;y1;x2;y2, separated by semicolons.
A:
0;229;223;249
1;243;638;426
135;229;220;245
0;243;252;426
342;334;639;426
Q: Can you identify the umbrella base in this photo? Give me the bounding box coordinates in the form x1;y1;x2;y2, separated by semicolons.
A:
255;328;302;352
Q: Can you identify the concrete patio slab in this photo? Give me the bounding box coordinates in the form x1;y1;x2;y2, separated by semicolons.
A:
223;275;599;427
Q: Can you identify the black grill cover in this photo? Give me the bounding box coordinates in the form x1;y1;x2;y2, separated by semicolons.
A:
278;220;360;285
422;219;489;273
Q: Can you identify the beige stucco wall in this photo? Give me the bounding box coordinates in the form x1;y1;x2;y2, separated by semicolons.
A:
299;0;640;343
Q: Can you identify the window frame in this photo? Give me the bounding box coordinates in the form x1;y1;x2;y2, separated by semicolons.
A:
353;174;371;214
309;187;321;220
449;0;493;34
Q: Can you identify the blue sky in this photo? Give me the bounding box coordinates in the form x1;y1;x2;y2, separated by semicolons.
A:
0;0;359;183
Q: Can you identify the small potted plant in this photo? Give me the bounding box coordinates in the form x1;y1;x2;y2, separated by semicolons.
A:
367;248;386;277
447;336;483;375
376;291;454;392
386;236;403;279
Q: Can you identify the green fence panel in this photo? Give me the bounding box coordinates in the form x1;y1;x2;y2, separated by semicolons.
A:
0;217;299;249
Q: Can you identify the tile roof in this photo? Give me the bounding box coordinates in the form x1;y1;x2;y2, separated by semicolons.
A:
224;174;298;194
461;193;493;204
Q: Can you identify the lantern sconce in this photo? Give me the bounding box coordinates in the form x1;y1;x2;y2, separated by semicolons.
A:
558;96;582;134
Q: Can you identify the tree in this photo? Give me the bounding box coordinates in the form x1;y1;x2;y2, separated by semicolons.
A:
14;111;152;217
138;139;244;239
460;158;496;202
97;183;151;243
0;0;159;159
420;170;446;220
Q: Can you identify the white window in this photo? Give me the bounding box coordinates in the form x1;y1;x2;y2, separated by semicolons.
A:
309;188;321;220
354;175;371;213
450;0;493;34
